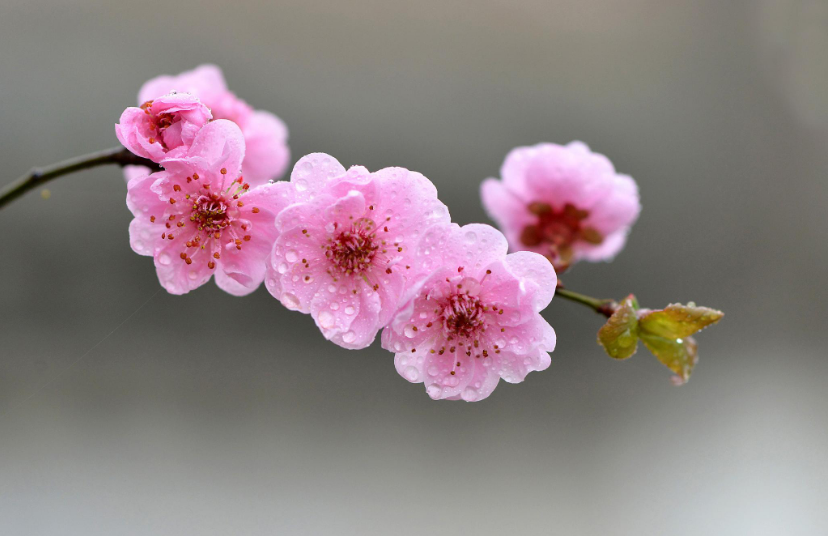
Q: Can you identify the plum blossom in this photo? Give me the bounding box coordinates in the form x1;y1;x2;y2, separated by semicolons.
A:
116;92;212;163
481;141;640;272
133;64;290;186
381;223;557;402
264;153;451;350
127;120;292;295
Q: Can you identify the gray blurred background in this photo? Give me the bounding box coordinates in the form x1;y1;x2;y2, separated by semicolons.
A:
1;0;826;534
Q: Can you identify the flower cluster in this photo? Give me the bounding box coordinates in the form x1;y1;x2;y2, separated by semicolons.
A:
122;65;290;188
119;67;646;401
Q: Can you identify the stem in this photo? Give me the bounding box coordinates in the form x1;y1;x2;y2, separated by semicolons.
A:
0;147;161;210
555;286;617;318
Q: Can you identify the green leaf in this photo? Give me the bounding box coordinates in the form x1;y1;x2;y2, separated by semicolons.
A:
639;303;724;339
639;333;698;385
597;294;640;360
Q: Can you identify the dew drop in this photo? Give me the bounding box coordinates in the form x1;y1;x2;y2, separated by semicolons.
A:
404;366;419;382
344;305;355;315
188;271;198;280
318;310;335;329
427;366;439;377
295;179;309;192
403;325;417;338
277;263;288;274
296;161;313;178
464;231;477;244
342;331;356;343
157;252;170;265
461;388;477;402
330;302;339;310
285;250;298;263
426;385;442;399
281;292;300;310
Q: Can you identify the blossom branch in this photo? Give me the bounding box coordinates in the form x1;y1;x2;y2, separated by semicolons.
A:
555;284;617;317
0;147;160;210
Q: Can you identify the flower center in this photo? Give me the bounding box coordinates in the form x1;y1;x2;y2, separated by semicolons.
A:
327;218;379;275
140;100;176;147
192;193;231;233
442;292;486;339
520;202;603;267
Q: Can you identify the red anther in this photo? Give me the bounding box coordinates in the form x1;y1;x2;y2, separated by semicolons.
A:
180;252;187;259
185;257;192;265
237;201;244;207
150;216;156;222
192;173;199;180
251;207;260;214
242;183;249;190
173;184;181;192
220;168;227;175
208;261;216;270
243;235;251;241
169;198;176;204
213;252;221;259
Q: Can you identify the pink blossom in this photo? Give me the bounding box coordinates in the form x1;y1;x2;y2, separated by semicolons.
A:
127;120;292;295
134;64;290;185
264;153;451;350
381;223;557;401
116;92;212;163
481;141;640;272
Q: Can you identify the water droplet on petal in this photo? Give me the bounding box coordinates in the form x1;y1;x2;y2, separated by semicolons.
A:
277;263;288;274
461;388;477;402
318;310;335;329
157;252;170;265
427;366;439;376
344;306;355;315
296;161;313;178
426;385;442;399
285;250;298;263
342;331;356;343
281;292;300;309
404;366;419;382
404;325;417;338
